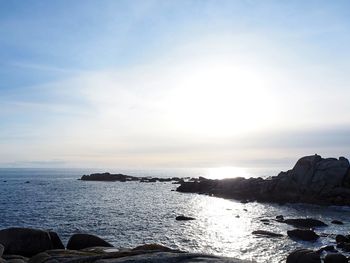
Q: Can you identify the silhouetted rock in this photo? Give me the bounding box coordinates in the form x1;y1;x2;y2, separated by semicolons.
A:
332;220;344;225
252;230;283;238
283;218;327;228
66;233;113;250
286;249;321;263
175;215;195;221
0;244;4;257
80;173;136;182
336;235;350;244
177;155;350;206
0;228;63;257
287;229;319;241
324;253;348;263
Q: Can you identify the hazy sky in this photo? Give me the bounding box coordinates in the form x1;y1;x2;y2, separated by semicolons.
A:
1;0;350;168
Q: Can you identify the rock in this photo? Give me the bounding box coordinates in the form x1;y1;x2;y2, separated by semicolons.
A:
286;249;321;263
283;218;327;228
10;248;254;263
276;215;284;221
287;229;319;241
336;235;350;243
0;228;63;257
66;233;113;250
337;242;350;252
260;219;269;223
175;216;195;221
332;220;344;225
131;244;175;252
317;245;337;253
48;231;65;249
0;244;3;257
252;230;283;238
177;155;350;206
324;253;348;263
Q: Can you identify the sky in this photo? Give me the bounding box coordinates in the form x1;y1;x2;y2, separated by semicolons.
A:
1;0;350;169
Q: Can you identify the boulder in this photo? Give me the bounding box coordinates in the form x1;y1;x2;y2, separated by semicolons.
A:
66;233;113;250
0;228;63;257
283;218;327;228
252;230;283;238
324;253;348;263
287;229;319;241
175;216;195;221
286;249;321;263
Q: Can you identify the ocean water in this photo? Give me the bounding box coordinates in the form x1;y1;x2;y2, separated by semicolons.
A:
0;168;350;262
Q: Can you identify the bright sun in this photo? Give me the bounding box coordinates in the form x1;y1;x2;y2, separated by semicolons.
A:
163;60;279;137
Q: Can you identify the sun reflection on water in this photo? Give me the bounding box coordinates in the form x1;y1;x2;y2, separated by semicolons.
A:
205;166;250;179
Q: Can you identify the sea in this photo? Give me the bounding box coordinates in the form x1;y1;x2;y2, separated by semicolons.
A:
0;167;350;262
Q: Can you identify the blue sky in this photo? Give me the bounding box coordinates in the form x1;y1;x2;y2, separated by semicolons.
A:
1;0;350;168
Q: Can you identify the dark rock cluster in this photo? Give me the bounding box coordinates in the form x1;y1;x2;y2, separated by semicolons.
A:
80;172;185;183
0;227;252;263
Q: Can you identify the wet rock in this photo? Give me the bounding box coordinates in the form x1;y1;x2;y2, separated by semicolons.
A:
66;233;113;250
317;245;337;253
287;229;319;241
175;216;195;221
28;252;50;263
336;235;350;243
331;220;344;225
252;230;283;238
324;253;348;263
276;215;284;221
337;242;350;252
283;218;327;228
286;249;321;263
260;219;269;223
0;228;63;257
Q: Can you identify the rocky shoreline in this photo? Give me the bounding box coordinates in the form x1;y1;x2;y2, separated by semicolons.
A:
0;227;252;263
177;155;350;206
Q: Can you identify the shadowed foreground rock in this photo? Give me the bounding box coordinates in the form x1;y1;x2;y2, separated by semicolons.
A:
0;228;64;257
0;228;253;263
177;155;350;206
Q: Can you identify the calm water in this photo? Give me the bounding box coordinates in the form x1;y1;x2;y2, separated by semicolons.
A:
0;168;350;262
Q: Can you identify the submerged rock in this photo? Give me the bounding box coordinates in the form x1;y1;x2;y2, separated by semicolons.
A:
331;220;344;225
177;155;350;206
252;230;283;238
175;215;196;221
287;229;319;241
0;228;63;257
66;233;113;250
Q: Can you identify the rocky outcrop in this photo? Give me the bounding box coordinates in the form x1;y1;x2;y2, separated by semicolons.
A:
66;233;113;250
80;173;186;184
177;155;350;205
0;228;64;257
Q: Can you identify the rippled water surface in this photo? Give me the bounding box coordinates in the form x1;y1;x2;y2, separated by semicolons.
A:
1;168;350;262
